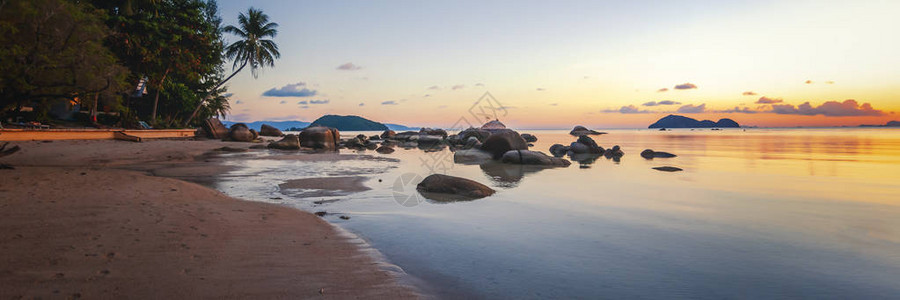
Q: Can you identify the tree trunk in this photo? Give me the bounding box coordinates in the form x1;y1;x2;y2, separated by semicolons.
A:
90;93;99;124
183;60;247;127
149;68;170;122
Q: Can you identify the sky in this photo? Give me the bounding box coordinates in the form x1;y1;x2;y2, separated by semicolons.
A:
217;0;900;129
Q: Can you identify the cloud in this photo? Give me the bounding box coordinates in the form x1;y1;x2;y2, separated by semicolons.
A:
770;100;885;116
358;103;365;106
336;62;362;70
536;88;545;91
423;94;431;98
643;100;681;106
299;106;309;109
549;103;558;106
755;96;783;104
310;100;330;104
718;106;757;114
742;91;757;96
674;83;697;90
657;88;668;92
235;100;243;104
451;84;465;90
263;82;317;97
381;100;398;105
805;80;813;84
427;85;440;90
676;103;707;113
279;100;286;104
603;105;651;114
297;100;307;105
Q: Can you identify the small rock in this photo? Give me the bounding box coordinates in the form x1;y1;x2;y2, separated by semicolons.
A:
653;166;683;172
314;211;327;217
339;215;350;220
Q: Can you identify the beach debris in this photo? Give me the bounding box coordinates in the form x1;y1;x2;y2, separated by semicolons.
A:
268;134;301;150
640;149;677;159
569;125;606;136
339;215;350;220
501;150;571;167
0;142;21;158
259;124;284;137
653;166;683;172
416;174;495;200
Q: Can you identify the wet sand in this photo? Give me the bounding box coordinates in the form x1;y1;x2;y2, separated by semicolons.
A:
0;139;417;298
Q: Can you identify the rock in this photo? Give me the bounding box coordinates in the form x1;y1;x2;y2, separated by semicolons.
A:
202;118;229;139
249;129;259;140
453;149;493;164
417;135;444;145
604;145;624;158
549;144;569;157
339;215;350;220
649;114;740;128
480;129;529;159
228;123;255;142
376;145;395;154
640;149;677;159
416;174;495;199
521;133;538;143
355;134;369;143
249;144;268;149
314;211;327;217
653;166;683;172
259;124;284;136
480;120;507;131
369;135;382;140
268;134;301;150
568;136;604;154
393;131;419;141
380;130;396;139
365;143;378;150
419;128;448;139
500;150;571;167
214;146;248;152
569;126;605;136
458;128;492;142
299;126;340;150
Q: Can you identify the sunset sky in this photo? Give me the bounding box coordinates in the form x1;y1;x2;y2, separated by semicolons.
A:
218;0;900;129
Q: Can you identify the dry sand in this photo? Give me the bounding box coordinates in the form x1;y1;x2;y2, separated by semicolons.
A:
0;139;418;299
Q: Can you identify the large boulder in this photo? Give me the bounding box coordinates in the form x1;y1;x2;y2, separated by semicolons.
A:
416;174;495;199
549;144;569;157
521;133;538;143
419;128;448;139
381;130;397;139
268;134;301;150
568;135;604;154
500;150;571;167
569;126;605;136
299;126;340;150
453;149;493;164
202;118;229;139
640;149;677;159
259;124;284;137
228;123;255;142
480;129;528;159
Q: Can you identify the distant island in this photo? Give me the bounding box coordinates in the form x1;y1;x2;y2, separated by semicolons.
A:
649;115;740;129
308;115;388;131
860;121;900;127
222;121;310;131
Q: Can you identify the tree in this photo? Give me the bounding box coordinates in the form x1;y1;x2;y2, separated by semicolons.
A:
0;0;127;115
184;7;279;126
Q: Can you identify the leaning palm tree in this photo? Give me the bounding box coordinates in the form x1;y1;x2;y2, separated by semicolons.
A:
185;7;279;125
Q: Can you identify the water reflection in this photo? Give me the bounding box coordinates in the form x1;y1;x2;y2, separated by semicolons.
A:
479;161;555;187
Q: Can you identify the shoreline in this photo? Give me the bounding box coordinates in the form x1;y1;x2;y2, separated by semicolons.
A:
0;139;420;298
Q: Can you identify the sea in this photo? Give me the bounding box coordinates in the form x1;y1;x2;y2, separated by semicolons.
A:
211;128;900;299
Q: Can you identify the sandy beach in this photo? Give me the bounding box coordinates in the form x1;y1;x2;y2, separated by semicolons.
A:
0;139;417;299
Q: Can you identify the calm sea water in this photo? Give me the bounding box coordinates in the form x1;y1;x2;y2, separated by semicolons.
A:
214;128;900;299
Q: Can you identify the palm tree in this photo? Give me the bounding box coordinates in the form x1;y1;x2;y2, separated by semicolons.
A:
185;7;279;125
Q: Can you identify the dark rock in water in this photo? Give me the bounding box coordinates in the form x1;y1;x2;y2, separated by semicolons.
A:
640;149;677;159
604;145;624;158
568;153;602;165
417;135;444;145
369;135;382;141
500;150;571;167
480;129;529;159
653;166;683;172
393;131;419;141
228;123;255;142
381;130;396;139
458;128;491;143
299;126;340;150
355;134;369;143
419;128;448;139
259;124;284;137
339;215;350;220
314;211;327;217
376;145;395;154
416;174;495;200
568;135;604;155
521;133;538;143
549;144;570;157
453;149;493;164
649;114;740;128
365;143;378;150
214;146;248;152
268;134;301;150
569;126;605;136
249;144;268;149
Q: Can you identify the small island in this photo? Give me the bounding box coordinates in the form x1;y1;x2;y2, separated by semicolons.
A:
649;115;740;129
308;115;389;131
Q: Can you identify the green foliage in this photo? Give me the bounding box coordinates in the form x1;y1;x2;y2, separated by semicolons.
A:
224;7;280;77
0;0;128;115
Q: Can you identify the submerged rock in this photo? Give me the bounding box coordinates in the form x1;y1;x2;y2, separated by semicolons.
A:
416;174;495;200
453;149;493;164
640;149;677;159
500;150;570;167
214;146;248;152
653;166;683;172
569;126;605;136
549;144;570;157
604;145;624;158
375;145;395;154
